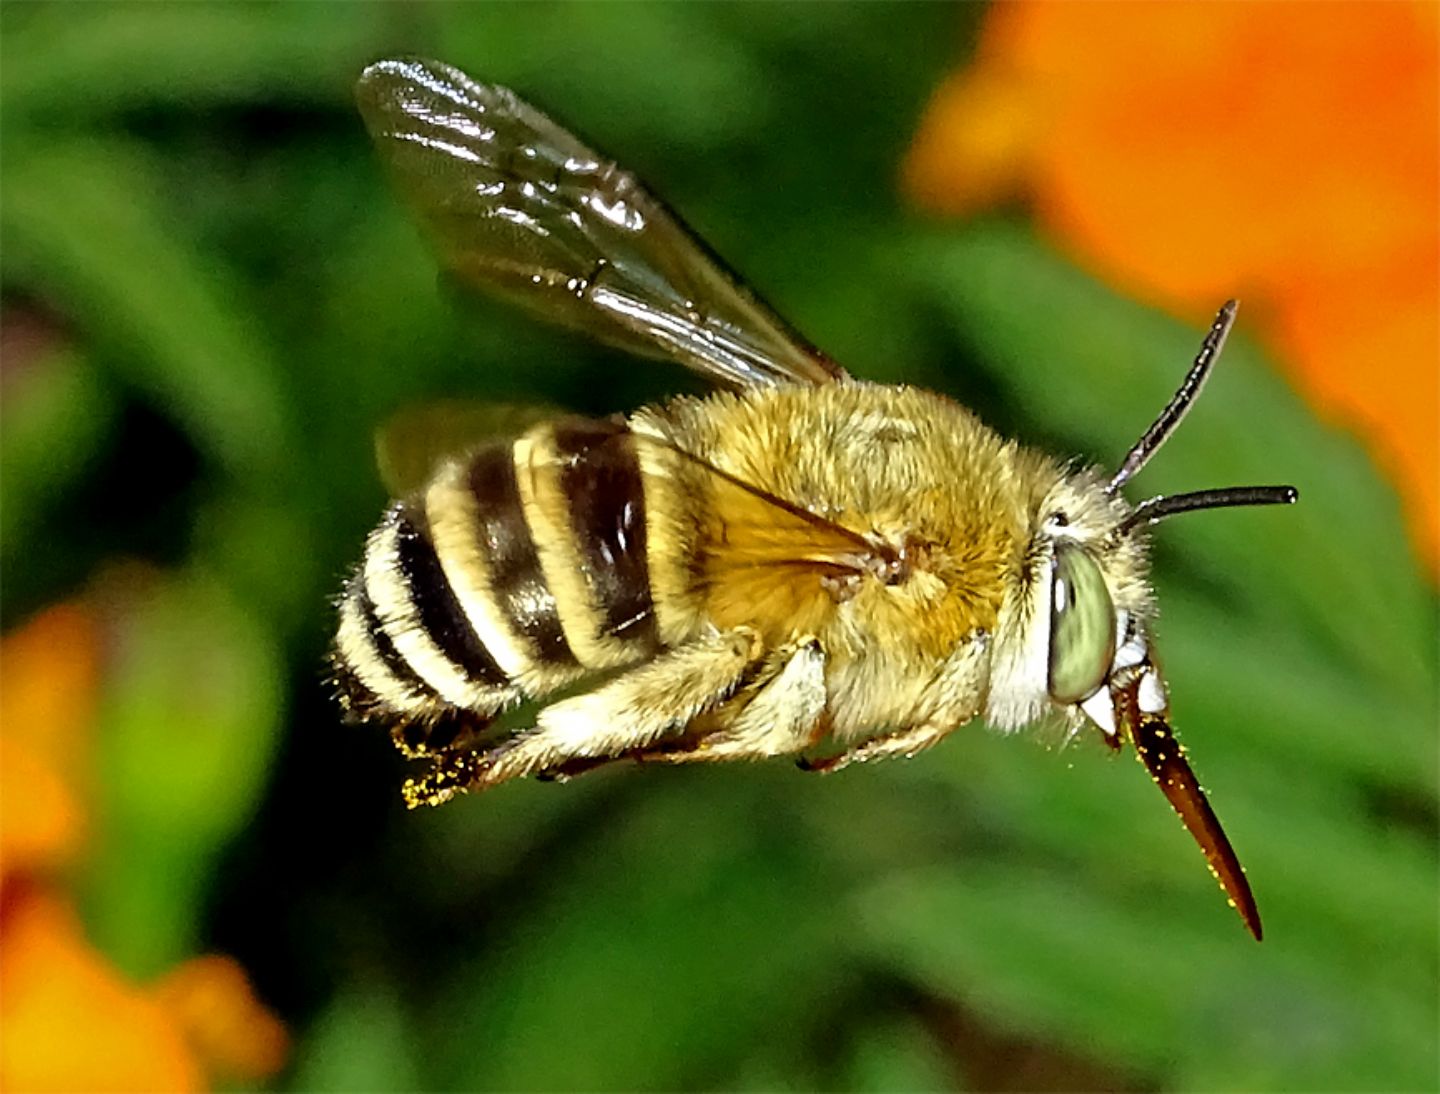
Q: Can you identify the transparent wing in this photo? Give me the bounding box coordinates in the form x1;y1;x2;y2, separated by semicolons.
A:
374;400;561;496
355;57;848;391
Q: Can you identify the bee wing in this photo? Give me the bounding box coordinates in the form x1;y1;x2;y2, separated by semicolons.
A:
375;400;561;496
356;58;848;391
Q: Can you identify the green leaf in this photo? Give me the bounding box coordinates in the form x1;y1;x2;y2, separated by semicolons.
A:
431;5;771;153
1160;588;1436;797
424;774;852;1091
290;985;423;1093
2;137;291;477
855;863;1437;1091
0;345;114;558
85;567;284;977
0;2;389;119
839;1013;959;1093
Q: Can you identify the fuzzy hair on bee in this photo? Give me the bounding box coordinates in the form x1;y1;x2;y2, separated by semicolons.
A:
332;57;1298;940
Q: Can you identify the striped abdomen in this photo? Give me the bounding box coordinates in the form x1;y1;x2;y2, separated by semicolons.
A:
333;416;663;754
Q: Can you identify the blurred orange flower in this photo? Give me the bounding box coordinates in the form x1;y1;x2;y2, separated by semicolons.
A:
2;888;204;1092
154;955;290;1084
0;604;288;1092
904;0;1439;567
0;604;97;884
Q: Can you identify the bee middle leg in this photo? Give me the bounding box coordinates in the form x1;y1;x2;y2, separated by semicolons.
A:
633;639;828;764
799;632;988;775
402;629;761;807
797;722;952;775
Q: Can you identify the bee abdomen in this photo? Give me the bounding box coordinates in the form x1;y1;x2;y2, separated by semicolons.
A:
333;415;665;743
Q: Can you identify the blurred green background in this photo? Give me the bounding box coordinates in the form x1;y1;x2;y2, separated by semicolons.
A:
2;3;1436;1091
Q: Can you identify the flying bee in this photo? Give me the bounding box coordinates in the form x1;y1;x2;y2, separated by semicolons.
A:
333;57;1297;939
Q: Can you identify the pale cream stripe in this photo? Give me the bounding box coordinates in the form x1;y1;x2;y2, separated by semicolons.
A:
629;423;706;647
363;518;506;712
334;592;429;716
512;425;634;671
426;458;534;680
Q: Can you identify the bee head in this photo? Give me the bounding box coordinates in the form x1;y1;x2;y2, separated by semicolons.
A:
990;301;1295;939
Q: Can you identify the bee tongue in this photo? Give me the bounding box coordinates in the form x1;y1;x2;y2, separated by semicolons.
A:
1133;713;1263;940
1118;679;1263;941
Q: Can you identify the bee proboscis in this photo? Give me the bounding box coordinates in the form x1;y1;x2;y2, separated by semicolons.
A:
332;57;1298;939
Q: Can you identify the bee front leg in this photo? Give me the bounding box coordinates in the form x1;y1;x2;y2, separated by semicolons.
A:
402;629;761;807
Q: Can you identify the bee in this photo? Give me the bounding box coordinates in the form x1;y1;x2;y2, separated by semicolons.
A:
333;57;1297;939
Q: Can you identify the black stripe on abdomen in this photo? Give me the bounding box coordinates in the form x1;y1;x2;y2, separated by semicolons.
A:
391;501;510;688
467;444;579;668
551;419;660;651
358;577;428;697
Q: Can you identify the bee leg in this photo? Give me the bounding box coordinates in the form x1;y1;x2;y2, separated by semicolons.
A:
800;631;988;774
634;639;827;764
403;630;761;804
390;709;497;759
533;755;624;782
402;741;514;807
798;721;951;775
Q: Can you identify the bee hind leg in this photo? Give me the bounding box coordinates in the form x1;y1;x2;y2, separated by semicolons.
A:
403;742;513;808
390;708;498;760
402;629;761;807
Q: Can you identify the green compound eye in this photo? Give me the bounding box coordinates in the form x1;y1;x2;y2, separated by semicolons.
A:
1047;542;1117;705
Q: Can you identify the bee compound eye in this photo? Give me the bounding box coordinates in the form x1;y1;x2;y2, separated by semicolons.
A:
1047;542;1117;705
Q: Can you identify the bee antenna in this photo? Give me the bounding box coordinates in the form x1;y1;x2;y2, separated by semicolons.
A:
1118;485;1299;535
1107;300;1238;494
